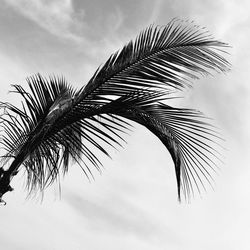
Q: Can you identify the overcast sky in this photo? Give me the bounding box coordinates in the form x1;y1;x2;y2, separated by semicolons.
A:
0;0;250;250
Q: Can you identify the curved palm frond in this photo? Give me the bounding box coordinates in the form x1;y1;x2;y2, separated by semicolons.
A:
82;18;229;101
111;92;223;200
0;19;230;204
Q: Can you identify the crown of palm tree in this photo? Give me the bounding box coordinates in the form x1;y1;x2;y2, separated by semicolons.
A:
0;19;230;205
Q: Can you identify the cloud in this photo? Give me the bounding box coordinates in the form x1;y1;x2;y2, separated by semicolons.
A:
148;0;164;24
4;0;85;42
65;192;161;237
106;6;124;33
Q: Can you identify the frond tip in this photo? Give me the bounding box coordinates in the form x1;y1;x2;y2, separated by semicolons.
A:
0;19;230;204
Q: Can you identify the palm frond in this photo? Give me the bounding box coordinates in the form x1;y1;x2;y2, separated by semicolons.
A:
0;19;230;204
105;90;223;200
81;18;229;102
0;75;130;195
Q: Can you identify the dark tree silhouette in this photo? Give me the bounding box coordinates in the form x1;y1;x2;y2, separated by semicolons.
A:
0;19;230;205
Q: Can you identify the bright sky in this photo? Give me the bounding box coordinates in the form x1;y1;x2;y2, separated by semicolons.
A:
0;0;250;249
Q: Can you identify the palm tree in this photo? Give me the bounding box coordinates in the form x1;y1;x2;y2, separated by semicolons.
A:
0;19;230;205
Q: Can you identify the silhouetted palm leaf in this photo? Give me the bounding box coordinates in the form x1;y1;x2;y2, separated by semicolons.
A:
0;19;230;204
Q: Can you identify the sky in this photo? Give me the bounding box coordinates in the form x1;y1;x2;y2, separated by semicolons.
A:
0;0;250;249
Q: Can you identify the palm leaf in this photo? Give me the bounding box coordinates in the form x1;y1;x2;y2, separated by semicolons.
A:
82;18;229;101
0;19;230;204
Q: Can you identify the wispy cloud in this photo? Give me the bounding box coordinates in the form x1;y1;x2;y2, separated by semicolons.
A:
148;0;164;24
106;6;124;33
4;0;85;42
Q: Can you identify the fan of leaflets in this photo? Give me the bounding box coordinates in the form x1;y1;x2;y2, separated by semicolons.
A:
0;19;230;200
